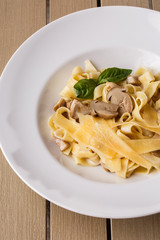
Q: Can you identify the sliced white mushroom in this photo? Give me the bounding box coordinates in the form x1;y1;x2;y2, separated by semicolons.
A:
69;99;91;120
107;87;133;116
54;137;70;152
127;75;141;86
53;98;66;111
90;100;118;119
105;82;122;92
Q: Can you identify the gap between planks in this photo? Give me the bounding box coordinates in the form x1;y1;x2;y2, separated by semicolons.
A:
46;0;50;24
97;0;101;7
107;219;111;240
46;1;50;240
46;0;111;240
149;0;153;9
46;200;50;240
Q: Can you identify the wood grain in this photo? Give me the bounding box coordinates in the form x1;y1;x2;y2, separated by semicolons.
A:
0;151;46;240
101;0;149;7
102;1;160;240
111;214;160;240
50;1;107;240
51;205;107;240
50;0;97;20
152;0;160;11
0;1;46;239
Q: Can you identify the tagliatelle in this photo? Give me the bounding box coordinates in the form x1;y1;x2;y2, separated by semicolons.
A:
48;60;160;178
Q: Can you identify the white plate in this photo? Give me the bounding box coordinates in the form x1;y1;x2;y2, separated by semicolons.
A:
1;6;160;218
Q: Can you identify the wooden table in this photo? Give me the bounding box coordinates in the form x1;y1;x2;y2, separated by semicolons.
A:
1;0;160;239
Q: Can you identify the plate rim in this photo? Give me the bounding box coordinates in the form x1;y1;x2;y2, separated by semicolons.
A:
1;6;160;219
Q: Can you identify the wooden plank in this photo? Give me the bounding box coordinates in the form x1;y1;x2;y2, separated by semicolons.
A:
50;0;97;20
51;205;107;240
101;0;149;7
0;0;46;74
102;1;160;240
111;214;160;240
0;1;46;239
0;151;46;240
50;1;107;240
152;0;160;11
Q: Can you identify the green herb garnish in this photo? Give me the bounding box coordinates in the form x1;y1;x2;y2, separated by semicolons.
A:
74;79;97;99
73;67;132;99
98;68;132;84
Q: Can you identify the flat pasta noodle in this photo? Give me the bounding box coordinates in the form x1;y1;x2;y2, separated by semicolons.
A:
145;81;160;100
60;78;77;99
51;107;79;135
138;71;155;89
92;117;152;169
85;59;98;73
48;61;160;178
94;84;106;100
111;121;160;134
72;142;100;166
125;139;160;154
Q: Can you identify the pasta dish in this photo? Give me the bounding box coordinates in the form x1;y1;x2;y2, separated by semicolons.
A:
48;60;160;178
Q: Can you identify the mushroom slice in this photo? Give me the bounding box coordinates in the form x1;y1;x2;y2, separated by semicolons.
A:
107;87;133;116
105;82;121;91
66;100;72;109
69;99;91;120
54;137;70;152
106;82;122;92
127;75;141;86
90;100;118;119
53;98;66;111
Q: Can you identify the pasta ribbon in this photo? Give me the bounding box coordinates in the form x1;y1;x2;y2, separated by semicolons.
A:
49;61;160;178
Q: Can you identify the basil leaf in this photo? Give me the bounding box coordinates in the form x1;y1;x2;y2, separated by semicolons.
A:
73;67;132;99
74;79;97;99
98;67;132;84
